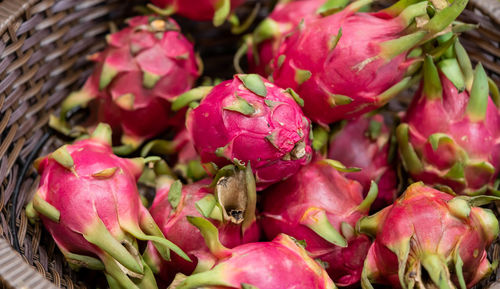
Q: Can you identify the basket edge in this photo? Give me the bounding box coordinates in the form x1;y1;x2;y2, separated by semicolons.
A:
0;238;57;289
469;0;500;25
0;0;39;35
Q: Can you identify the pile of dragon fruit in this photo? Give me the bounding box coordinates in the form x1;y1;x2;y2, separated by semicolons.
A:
25;0;500;288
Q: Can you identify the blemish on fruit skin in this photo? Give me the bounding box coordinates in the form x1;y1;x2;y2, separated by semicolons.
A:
473;249;479;258
203;112;209;117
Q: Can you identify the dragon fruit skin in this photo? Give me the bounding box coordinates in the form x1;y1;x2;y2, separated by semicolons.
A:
26;124;190;289
272;0;468;125
173;228;337;289
60;16;199;152
246;0;324;76
261;159;377;286
144;178;260;283
397;52;500;195
173;129;199;166
187;74;313;190
150;0;244;24
358;182;499;289
329;115;397;211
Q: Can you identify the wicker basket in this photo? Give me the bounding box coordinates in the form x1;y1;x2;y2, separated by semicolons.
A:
0;0;498;288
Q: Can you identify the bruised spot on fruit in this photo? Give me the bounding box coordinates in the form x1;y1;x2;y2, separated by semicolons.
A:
216;169;248;224
150;19;167;31
291;141;307;160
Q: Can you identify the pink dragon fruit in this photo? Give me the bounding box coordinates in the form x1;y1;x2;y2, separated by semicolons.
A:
244;0;326;76
358;182;499;288
261;158;378;286
149;0;245;26
144;164;260;283
397;47;500;195
272;0;468;125
187;74;313;190
329;114;397;211
26;123;190;289
57;16;200;154
172;217;336;289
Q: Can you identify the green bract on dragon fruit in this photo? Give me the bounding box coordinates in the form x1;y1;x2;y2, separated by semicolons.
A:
145;165;260;283
272;0;468;125
149;0;244;26
187;74;313;190
397;44;500;196
56;16;200;154
262;158;377;286
26;124;189;289
172;217;336;289
329;114;398;211
358;182;499;289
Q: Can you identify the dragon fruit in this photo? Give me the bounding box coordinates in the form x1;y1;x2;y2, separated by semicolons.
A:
26;123;190;289
261;158;378;286
149;0;245;26
172;217;336;289
358;182;499;289
329;114;397;211
187;74;313;190
272;0;468;125
57;16;200;154
396;45;500;195
244;0;325;76
144;164;260;283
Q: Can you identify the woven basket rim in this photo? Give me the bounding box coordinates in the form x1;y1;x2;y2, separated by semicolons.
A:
469;0;500;25
0;0;39;35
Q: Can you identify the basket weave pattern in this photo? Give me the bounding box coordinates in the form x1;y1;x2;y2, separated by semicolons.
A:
0;0;498;288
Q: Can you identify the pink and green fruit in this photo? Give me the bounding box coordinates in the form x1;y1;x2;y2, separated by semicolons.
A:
149;0;245;26
359;182;499;289
26;124;189;289
272;0;468;125
58;16;200;154
329;114;397;211
261;158;378;286
187;74;312;190
172;217;336;289
397;49;500;196
144;170;260;283
246;0;325;76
